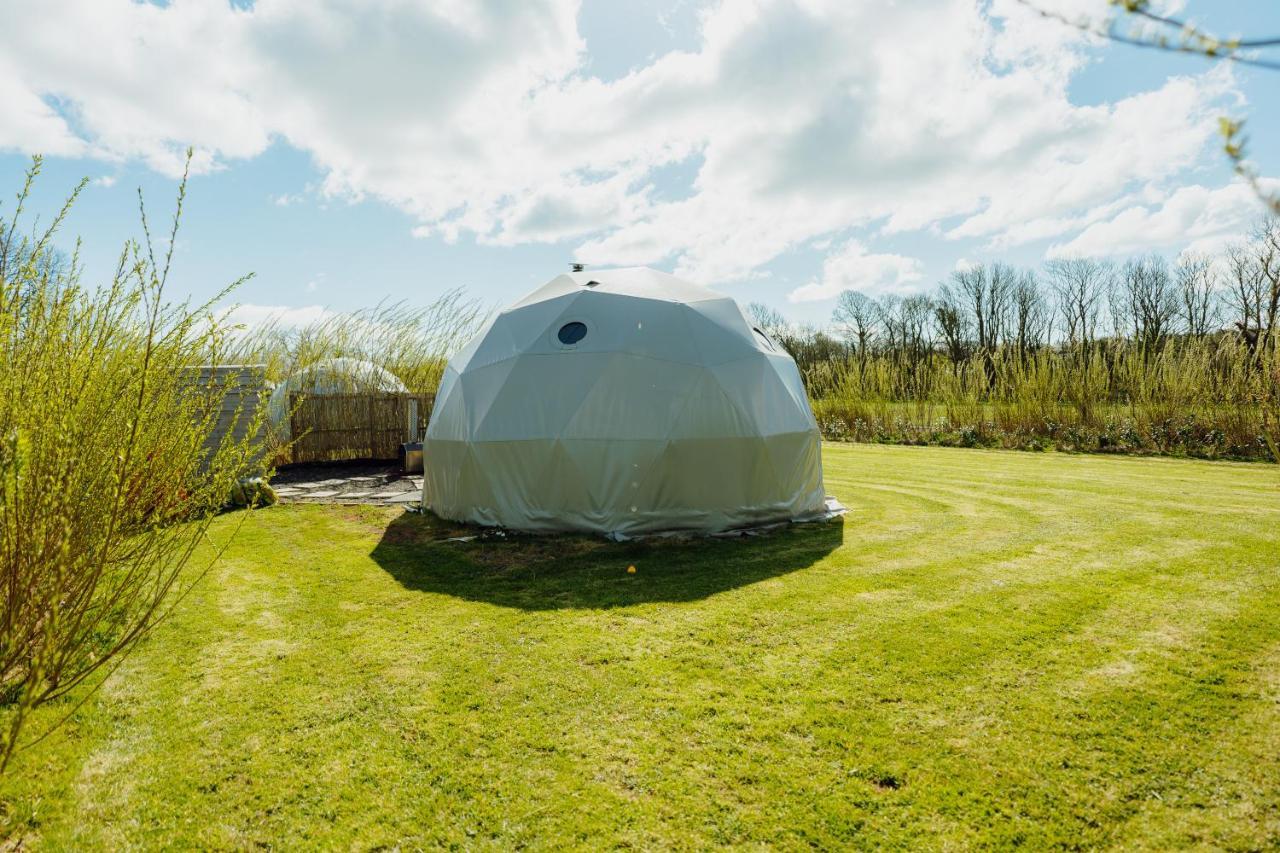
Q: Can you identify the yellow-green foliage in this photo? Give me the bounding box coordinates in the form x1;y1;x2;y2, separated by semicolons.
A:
811;337;1279;460
0;156;270;770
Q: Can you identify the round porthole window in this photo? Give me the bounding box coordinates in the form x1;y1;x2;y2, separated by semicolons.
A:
557;321;588;345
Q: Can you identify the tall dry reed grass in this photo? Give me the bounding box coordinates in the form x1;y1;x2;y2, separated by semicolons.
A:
211;294;485;395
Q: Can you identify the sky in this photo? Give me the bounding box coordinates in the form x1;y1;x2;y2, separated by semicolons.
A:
1;0;1278;329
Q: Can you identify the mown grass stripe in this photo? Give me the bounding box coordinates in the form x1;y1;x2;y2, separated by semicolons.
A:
2;443;1278;848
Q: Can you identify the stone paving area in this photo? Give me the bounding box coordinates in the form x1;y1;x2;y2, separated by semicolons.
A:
271;462;421;506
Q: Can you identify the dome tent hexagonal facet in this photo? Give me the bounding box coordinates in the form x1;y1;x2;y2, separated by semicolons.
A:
422;267;826;535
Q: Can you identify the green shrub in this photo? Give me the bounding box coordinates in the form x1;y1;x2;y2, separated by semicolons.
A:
810;339;1278;461
0;155;269;771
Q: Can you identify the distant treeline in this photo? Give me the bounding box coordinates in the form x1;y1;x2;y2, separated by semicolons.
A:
750;218;1280;461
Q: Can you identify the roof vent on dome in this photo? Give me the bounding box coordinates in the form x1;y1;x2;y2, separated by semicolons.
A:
585;279;600;288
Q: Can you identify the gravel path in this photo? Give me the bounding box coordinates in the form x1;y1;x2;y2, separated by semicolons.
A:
272;463;421;505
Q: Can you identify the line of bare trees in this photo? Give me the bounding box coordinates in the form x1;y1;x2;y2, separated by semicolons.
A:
752;217;1279;374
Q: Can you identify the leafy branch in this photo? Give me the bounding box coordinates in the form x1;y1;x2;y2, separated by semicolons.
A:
1015;0;1280;214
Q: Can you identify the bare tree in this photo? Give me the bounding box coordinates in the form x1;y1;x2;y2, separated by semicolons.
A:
1252;217;1280;353
1224;242;1266;349
933;284;970;363
1107;270;1134;342
1014;2;1280;71
1010;270;1049;358
746;302;788;337
877;294;933;365
1117;255;1178;351
877;295;904;356
901;294;934;365
831;290;879;359
950;262;1011;353
1046;258;1109;358
1174;252;1219;338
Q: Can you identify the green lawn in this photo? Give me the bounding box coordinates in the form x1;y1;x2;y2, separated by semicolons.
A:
4;444;1280;849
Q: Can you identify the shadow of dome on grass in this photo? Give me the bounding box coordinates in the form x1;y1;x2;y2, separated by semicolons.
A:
369;510;844;611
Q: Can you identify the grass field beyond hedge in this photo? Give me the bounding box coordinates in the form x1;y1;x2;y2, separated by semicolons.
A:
4;444;1280;848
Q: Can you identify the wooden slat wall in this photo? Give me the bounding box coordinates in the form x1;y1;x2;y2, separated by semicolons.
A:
289;392;435;463
184;365;267;453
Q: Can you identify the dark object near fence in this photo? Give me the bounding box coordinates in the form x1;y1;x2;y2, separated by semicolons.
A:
289;392;434;463
401;441;424;474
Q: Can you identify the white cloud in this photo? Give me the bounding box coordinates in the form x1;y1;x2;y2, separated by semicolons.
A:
0;56;88;158
92;175;117;188
787;241;924;303
939;68;1235;248
217;303;333;332
0;0;1243;282
1046;178;1280;259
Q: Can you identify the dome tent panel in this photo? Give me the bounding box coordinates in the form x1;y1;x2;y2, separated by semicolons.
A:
427;366;469;441
763;430;825;509
420;437;470;512
610;295;703;366
501;295;584;354
763;351;815;417
577;266;724;304
708;356;817;438
447;314;498;374
423;267;826;536
509;273;581;310
663;367;761;440
541;439;592;518
536;295;634;357
454;441;503;527
451;357;520;440
471;352;615;442
678;300;765;367
466;439;563;526
639;436;778;508
552;438;671;528
559;355;703;441
455;313;523;374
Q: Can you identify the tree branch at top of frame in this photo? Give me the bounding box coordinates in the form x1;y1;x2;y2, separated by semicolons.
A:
1015;1;1280;216
1015;0;1280;70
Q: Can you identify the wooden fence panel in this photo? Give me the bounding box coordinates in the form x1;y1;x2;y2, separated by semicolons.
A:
289;392;435;463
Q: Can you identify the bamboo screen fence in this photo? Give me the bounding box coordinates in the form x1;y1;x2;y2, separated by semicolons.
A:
288;392;435;463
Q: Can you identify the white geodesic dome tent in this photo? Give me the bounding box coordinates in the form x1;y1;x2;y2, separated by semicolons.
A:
422;267;826;536
267;357;408;438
